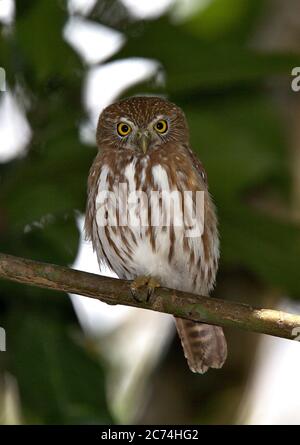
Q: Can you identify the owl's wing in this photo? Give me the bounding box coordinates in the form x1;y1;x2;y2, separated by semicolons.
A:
85;152;102;242
85;152;121;275
183;142;219;287
175;148;225;373
184;144;208;188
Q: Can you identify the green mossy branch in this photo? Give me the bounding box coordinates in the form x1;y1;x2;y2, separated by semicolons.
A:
0;252;300;340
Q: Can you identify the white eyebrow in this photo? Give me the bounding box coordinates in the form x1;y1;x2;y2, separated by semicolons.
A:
119;117;134;124
149;115;168;125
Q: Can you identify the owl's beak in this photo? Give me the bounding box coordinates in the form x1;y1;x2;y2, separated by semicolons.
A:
136;131;151;154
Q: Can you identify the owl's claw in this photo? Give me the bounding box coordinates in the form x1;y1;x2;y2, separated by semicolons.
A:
146;277;161;301
130;276;160;303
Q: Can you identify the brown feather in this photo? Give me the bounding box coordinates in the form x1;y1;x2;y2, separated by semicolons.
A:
175;318;227;373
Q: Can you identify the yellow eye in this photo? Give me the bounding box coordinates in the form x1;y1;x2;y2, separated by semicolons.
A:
117;122;132;137
154;119;168;134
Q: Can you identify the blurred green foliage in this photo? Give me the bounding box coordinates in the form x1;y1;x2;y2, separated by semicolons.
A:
0;0;111;425
0;0;299;425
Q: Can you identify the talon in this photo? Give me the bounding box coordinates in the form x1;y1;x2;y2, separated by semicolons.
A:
147;287;153;302
130;285;144;303
130;287;144;303
146;277;161;302
130;276;160;303
130;275;149;303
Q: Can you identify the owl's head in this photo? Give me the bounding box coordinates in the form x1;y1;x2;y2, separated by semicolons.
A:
96;96;189;154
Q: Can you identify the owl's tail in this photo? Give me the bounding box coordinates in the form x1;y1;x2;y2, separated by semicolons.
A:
175;318;227;374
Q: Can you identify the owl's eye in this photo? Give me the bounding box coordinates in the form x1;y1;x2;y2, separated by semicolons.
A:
154;119;168;134
117;122;132;137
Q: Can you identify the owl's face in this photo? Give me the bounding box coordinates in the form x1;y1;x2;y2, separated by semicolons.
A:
96;96;189;155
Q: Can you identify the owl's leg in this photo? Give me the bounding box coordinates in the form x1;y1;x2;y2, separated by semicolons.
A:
130;276;160;303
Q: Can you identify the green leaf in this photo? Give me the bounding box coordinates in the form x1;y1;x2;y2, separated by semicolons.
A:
114;17;299;94
14;0;82;84
185;93;287;198
220;205;300;296
0;130;95;232
185;94;300;297
6;301;113;424
182;0;264;42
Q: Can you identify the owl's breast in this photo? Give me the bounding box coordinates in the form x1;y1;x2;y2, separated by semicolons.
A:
92;159;219;294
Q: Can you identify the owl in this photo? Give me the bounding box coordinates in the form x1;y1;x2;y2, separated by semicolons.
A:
85;96;227;373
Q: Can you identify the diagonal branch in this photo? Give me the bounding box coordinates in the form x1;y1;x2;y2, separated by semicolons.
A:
0;252;300;340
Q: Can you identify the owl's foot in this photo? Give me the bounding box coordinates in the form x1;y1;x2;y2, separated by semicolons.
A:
130;275;160;303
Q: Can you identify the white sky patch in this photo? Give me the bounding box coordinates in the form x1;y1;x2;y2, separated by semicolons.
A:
68;0;97;16
83;58;162;134
64;17;125;65
0;0;15;25
0;91;31;163
240;300;300;425
70;215;132;336
121;0;173;19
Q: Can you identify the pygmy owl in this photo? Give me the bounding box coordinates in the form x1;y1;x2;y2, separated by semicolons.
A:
85;96;227;373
